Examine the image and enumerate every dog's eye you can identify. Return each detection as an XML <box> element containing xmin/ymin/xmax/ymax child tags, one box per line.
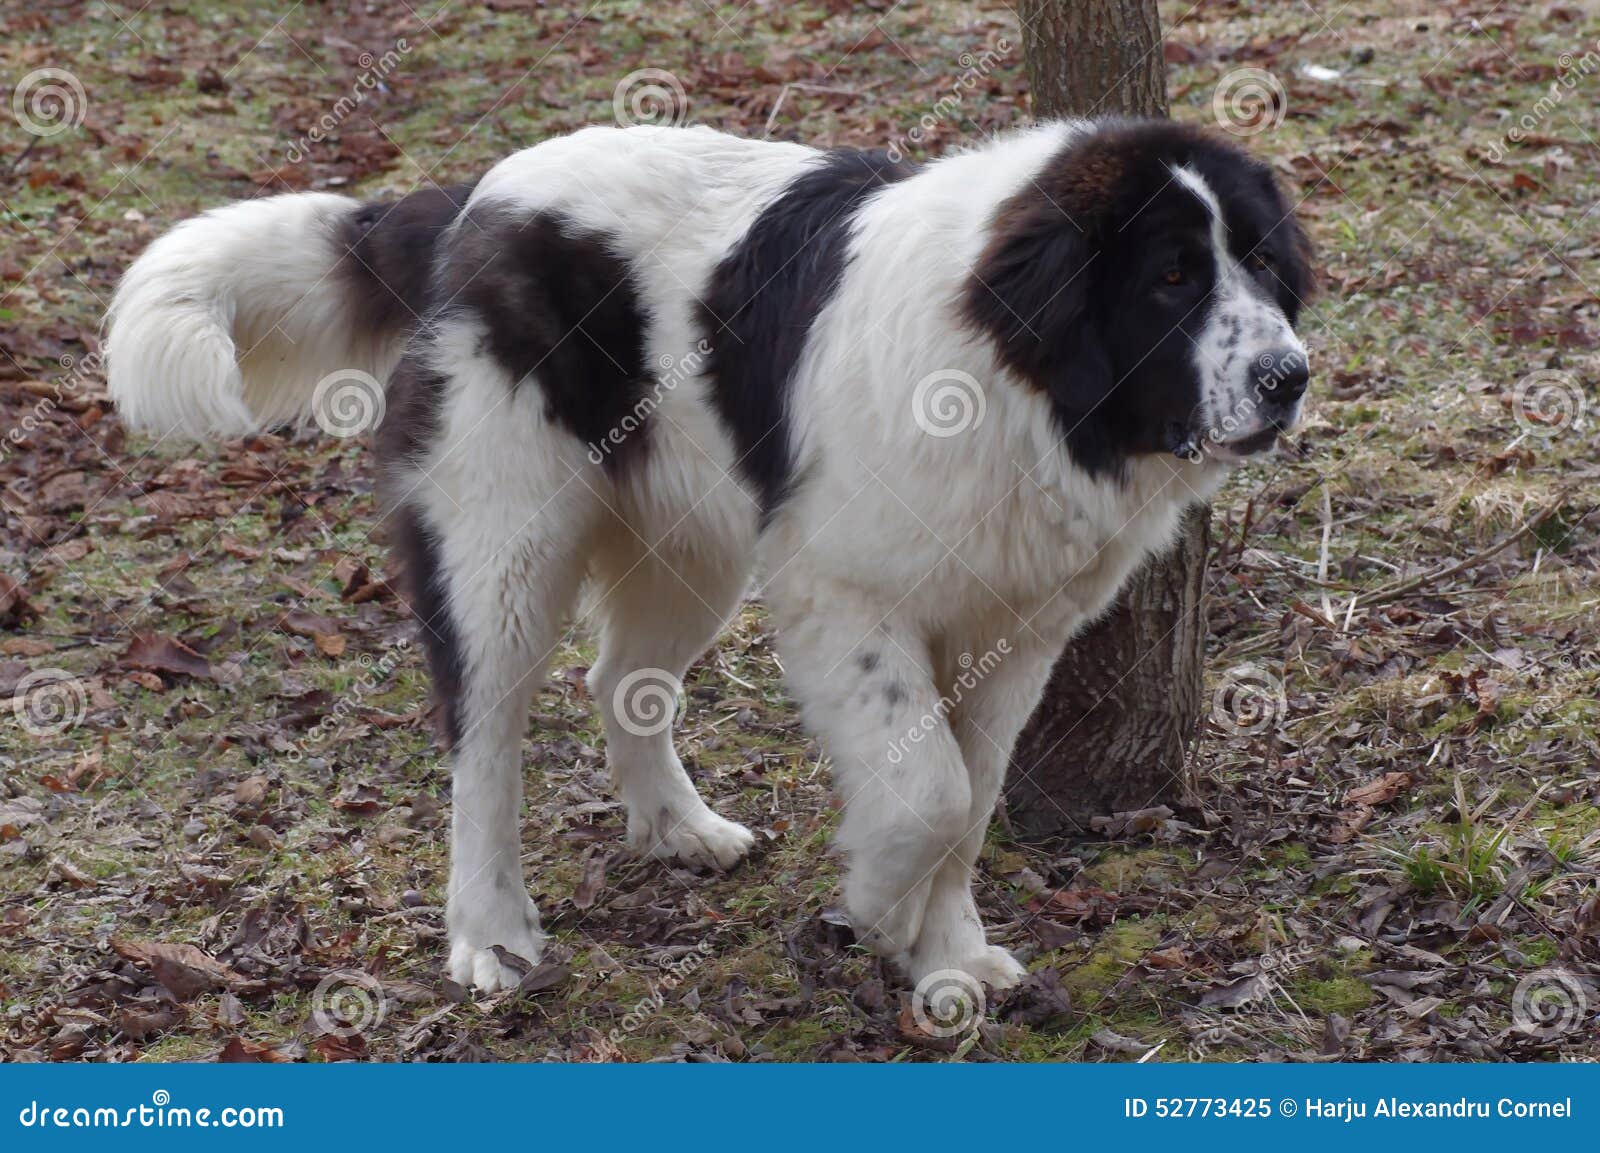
<box><xmin>1247</xmin><ymin>252</ymin><xmax>1274</xmax><ymax>273</ymax></box>
<box><xmin>1162</xmin><ymin>267</ymin><xmax>1186</xmax><ymax>287</ymax></box>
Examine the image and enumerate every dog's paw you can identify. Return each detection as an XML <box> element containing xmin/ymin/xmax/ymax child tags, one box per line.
<box><xmin>447</xmin><ymin>894</ymin><xmax>546</xmax><ymax>993</ymax></box>
<box><xmin>960</xmin><ymin>944</ymin><xmax>1028</xmax><ymax>992</ymax></box>
<box><xmin>910</xmin><ymin>944</ymin><xmax>1027</xmax><ymax>995</ymax></box>
<box><xmin>631</xmin><ymin>804</ymin><xmax>754</xmax><ymax>870</ymax></box>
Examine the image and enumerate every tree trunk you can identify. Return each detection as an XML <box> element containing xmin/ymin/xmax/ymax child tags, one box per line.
<box><xmin>1021</xmin><ymin>0</ymin><xmax>1167</xmax><ymax>119</ymax></box>
<box><xmin>1005</xmin><ymin>0</ymin><xmax>1209</xmax><ymax>839</ymax></box>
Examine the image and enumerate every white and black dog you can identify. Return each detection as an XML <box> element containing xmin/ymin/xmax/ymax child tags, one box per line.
<box><xmin>106</xmin><ymin>119</ymin><xmax>1310</xmax><ymax>995</ymax></box>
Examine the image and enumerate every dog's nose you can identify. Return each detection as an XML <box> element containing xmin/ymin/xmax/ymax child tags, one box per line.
<box><xmin>1257</xmin><ymin>348</ymin><xmax>1309</xmax><ymax>405</ymax></box>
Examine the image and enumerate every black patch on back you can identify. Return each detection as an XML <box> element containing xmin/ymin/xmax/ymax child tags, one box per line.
<box><xmin>392</xmin><ymin>501</ymin><xmax>465</xmax><ymax>749</ymax></box>
<box><xmin>336</xmin><ymin>181</ymin><xmax>477</xmax><ymax>338</ymax></box>
<box><xmin>438</xmin><ymin>206</ymin><xmax>653</xmax><ymax>473</ymax></box>
<box><xmin>696</xmin><ymin>150</ymin><xmax>917</xmax><ymax>517</ymax></box>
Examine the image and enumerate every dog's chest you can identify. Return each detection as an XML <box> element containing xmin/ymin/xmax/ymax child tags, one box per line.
<box><xmin>947</xmin><ymin>460</ymin><xmax>1203</xmax><ymax>628</ymax></box>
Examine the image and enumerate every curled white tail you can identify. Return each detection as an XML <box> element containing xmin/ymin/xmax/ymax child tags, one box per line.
<box><xmin>105</xmin><ymin>192</ymin><xmax>399</xmax><ymax>440</ymax></box>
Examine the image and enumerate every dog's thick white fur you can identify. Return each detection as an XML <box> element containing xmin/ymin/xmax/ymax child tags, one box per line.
<box><xmin>107</xmin><ymin>122</ymin><xmax>1307</xmax><ymax>995</ymax></box>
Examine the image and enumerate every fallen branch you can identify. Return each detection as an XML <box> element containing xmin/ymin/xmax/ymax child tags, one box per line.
<box><xmin>1361</xmin><ymin>490</ymin><xmax>1580</xmax><ymax>608</ymax></box>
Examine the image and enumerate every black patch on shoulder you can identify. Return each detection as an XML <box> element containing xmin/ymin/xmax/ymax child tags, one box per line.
<box><xmin>393</xmin><ymin>502</ymin><xmax>465</xmax><ymax>749</ymax></box>
<box><xmin>696</xmin><ymin>150</ymin><xmax>917</xmax><ymax>517</ymax></box>
<box><xmin>438</xmin><ymin>205</ymin><xmax>654</xmax><ymax>473</ymax></box>
<box><xmin>336</xmin><ymin>182</ymin><xmax>477</xmax><ymax>339</ymax></box>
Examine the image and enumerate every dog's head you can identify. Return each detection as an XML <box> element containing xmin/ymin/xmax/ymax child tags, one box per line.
<box><xmin>966</xmin><ymin>119</ymin><xmax>1312</xmax><ymax>475</ymax></box>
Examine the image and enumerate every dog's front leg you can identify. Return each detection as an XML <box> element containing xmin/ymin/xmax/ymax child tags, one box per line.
<box><xmin>901</xmin><ymin>631</ymin><xmax>1061</xmax><ymax>992</ymax></box>
<box><xmin>776</xmin><ymin>601</ymin><xmax>972</xmax><ymax>966</ymax></box>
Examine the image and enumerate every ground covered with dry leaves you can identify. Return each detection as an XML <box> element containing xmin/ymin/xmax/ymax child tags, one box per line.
<box><xmin>2</xmin><ymin>0</ymin><xmax>1598</xmax><ymax>1062</ymax></box>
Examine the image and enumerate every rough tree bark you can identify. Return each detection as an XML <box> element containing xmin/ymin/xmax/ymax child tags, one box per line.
<box><xmin>1020</xmin><ymin>0</ymin><xmax>1166</xmax><ymax>120</ymax></box>
<box><xmin>1004</xmin><ymin>0</ymin><xmax>1210</xmax><ymax>839</ymax></box>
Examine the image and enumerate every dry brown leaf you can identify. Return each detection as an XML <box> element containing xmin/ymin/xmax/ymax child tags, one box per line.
<box><xmin>571</xmin><ymin>848</ymin><xmax>610</xmax><ymax>910</ymax></box>
<box><xmin>1199</xmin><ymin>973</ymin><xmax>1270</xmax><ymax>1010</ymax></box>
<box><xmin>112</xmin><ymin>937</ymin><xmax>245</xmax><ymax>1001</ymax></box>
<box><xmin>1346</xmin><ymin>771</ymin><xmax>1413</xmax><ymax>808</ymax></box>
<box><xmin>119</xmin><ymin>633</ymin><xmax>214</xmax><ymax>681</ymax></box>
<box><xmin>0</xmin><ymin>573</ymin><xmax>37</xmax><ymax>628</ymax></box>
<box><xmin>1328</xmin><ymin>807</ymin><xmax>1375</xmax><ymax>845</ymax></box>
<box><xmin>2</xmin><ymin>636</ymin><xmax>55</xmax><ymax>657</ymax></box>
<box><xmin>277</xmin><ymin>610</ymin><xmax>341</xmax><ymax>638</ymax></box>
<box><xmin>1144</xmin><ymin>946</ymin><xmax>1191</xmax><ymax>970</ymax></box>
<box><xmin>217</xmin><ymin>1036</ymin><xmax>297</xmax><ymax>1063</ymax></box>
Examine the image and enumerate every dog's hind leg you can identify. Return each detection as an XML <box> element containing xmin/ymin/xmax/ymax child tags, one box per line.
<box><xmin>587</xmin><ymin>518</ymin><xmax>755</xmax><ymax>870</ymax></box>
<box><xmin>391</xmin><ymin>360</ymin><xmax>603</xmax><ymax>993</ymax></box>
<box><xmin>770</xmin><ymin>588</ymin><xmax>972</xmax><ymax>965</ymax></box>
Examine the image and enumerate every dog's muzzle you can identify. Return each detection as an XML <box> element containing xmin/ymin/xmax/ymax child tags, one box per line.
<box><xmin>1176</xmin><ymin>345</ymin><xmax>1311</xmax><ymax>462</ymax></box>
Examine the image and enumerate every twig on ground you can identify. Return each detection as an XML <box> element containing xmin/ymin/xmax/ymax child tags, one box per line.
<box><xmin>3</xmin><ymin>135</ymin><xmax>40</xmax><ymax>179</ymax></box>
<box><xmin>762</xmin><ymin>81</ymin><xmax>885</xmax><ymax>136</ymax></box>
<box><xmin>1361</xmin><ymin>491</ymin><xmax>1580</xmax><ymax>608</ymax></box>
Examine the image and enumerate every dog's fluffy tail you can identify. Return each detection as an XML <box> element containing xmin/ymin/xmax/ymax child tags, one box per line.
<box><xmin>106</xmin><ymin>183</ymin><xmax>475</xmax><ymax>440</ymax></box>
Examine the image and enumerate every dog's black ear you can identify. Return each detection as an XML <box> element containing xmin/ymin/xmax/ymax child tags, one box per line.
<box><xmin>1265</xmin><ymin>177</ymin><xmax>1315</xmax><ymax>322</ymax></box>
<box><xmin>964</xmin><ymin>207</ymin><xmax>1119</xmax><ymax>471</ymax></box>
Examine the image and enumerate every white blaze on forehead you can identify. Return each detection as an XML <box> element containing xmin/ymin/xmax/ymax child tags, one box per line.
<box><xmin>1170</xmin><ymin>164</ymin><xmax>1225</xmax><ymax>233</ymax></box>
<box><xmin>1171</xmin><ymin>163</ymin><xmax>1244</xmax><ymax>279</ymax></box>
